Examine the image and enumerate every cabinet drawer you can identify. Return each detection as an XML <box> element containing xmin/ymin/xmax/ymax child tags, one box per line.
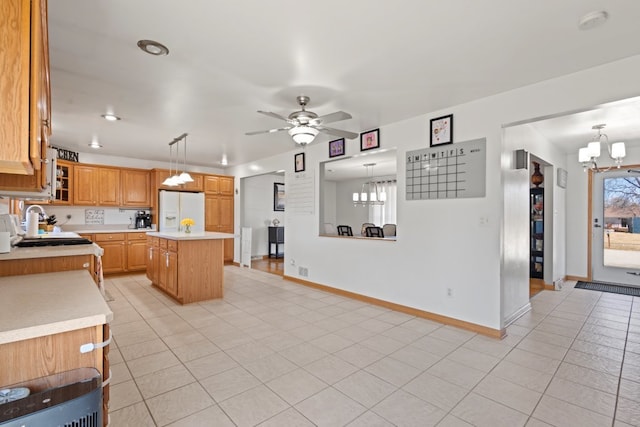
<box><xmin>167</xmin><ymin>240</ymin><xmax>178</xmax><ymax>251</ymax></box>
<box><xmin>128</xmin><ymin>232</ymin><xmax>148</xmax><ymax>241</ymax></box>
<box><xmin>148</xmin><ymin>236</ymin><xmax>159</xmax><ymax>247</ymax></box>
<box><xmin>159</xmin><ymin>238</ymin><xmax>168</xmax><ymax>249</ymax></box>
<box><xmin>94</xmin><ymin>233</ymin><xmax>125</xmax><ymax>242</ymax></box>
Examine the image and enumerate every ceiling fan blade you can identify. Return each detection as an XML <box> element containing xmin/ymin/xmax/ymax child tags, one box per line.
<box><xmin>245</xmin><ymin>126</ymin><xmax>292</xmax><ymax>136</ymax></box>
<box><xmin>310</xmin><ymin>111</ymin><xmax>352</xmax><ymax>125</ymax></box>
<box><xmin>315</xmin><ymin>126</ymin><xmax>359</xmax><ymax>140</ymax></box>
<box><xmin>257</xmin><ymin>110</ymin><xmax>290</xmax><ymax>122</ymax></box>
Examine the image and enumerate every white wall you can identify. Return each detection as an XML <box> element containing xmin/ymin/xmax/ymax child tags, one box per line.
<box><xmin>228</xmin><ymin>54</ymin><xmax>640</xmax><ymax>331</ymax></box>
<box><xmin>241</xmin><ymin>173</ymin><xmax>284</xmax><ymax>257</ymax></box>
<box><xmin>75</xmin><ymin>151</ymin><xmax>224</xmax><ymax>174</ymax></box>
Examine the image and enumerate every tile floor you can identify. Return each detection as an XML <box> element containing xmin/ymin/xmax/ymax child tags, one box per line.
<box><xmin>105</xmin><ymin>268</ymin><xmax>640</xmax><ymax>426</ymax></box>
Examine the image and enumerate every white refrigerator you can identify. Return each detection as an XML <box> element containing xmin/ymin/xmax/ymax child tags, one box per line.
<box><xmin>159</xmin><ymin>190</ymin><xmax>205</xmax><ymax>232</ymax></box>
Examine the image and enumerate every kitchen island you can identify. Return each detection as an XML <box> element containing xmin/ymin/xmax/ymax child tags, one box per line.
<box><xmin>0</xmin><ymin>241</ymin><xmax>103</xmax><ymax>277</ymax></box>
<box><xmin>146</xmin><ymin>231</ymin><xmax>235</xmax><ymax>304</ymax></box>
<box><xmin>0</xmin><ymin>270</ymin><xmax>113</xmax><ymax>425</ymax></box>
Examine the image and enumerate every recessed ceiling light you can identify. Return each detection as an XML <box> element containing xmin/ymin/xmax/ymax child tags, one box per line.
<box><xmin>137</xmin><ymin>39</ymin><xmax>170</xmax><ymax>56</ymax></box>
<box><xmin>578</xmin><ymin>11</ymin><xmax>609</xmax><ymax>30</ymax></box>
<box><xmin>101</xmin><ymin>113</ymin><xmax>121</xmax><ymax>121</ymax></box>
<box><xmin>88</xmin><ymin>140</ymin><xmax>102</xmax><ymax>149</ymax></box>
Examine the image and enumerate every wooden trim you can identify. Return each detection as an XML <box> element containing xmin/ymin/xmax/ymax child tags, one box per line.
<box><xmin>283</xmin><ymin>275</ymin><xmax>505</xmax><ymax>339</ymax></box>
<box><xmin>587</xmin><ymin>169</ymin><xmax>593</xmax><ymax>281</ymax></box>
<box><xmin>566</xmin><ymin>275</ymin><xmax>589</xmax><ymax>282</ymax></box>
<box><xmin>544</xmin><ymin>284</ymin><xmax>555</xmax><ymax>291</ymax></box>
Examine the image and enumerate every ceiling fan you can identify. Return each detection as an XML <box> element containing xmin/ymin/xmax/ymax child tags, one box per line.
<box><xmin>246</xmin><ymin>95</ymin><xmax>358</xmax><ymax>145</ymax></box>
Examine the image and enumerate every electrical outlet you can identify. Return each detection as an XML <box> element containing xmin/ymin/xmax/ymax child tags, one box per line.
<box><xmin>66</xmin><ymin>214</ymin><xmax>72</xmax><ymax>220</ymax></box>
<box><xmin>290</xmin><ymin>259</ymin><xmax>296</xmax><ymax>266</ymax></box>
<box><xmin>298</xmin><ymin>267</ymin><xmax>308</xmax><ymax>277</ymax></box>
<box><xmin>447</xmin><ymin>288</ymin><xmax>453</xmax><ymax>297</ymax></box>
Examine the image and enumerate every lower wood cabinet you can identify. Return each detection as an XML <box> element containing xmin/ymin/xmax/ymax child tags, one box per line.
<box><xmin>126</xmin><ymin>232</ymin><xmax>148</xmax><ymax>271</ymax></box>
<box><xmin>93</xmin><ymin>232</ymin><xmax>148</xmax><ymax>274</ymax></box>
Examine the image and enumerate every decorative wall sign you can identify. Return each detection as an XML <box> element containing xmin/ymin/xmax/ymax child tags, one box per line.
<box><xmin>430</xmin><ymin>114</ymin><xmax>453</xmax><ymax>147</ymax></box>
<box><xmin>406</xmin><ymin>138</ymin><xmax>486</xmax><ymax>200</ymax></box>
<box><xmin>329</xmin><ymin>138</ymin><xmax>345</xmax><ymax>158</ymax></box>
<box><xmin>52</xmin><ymin>146</ymin><xmax>79</xmax><ymax>162</ymax></box>
<box><xmin>274</xmin><ymin>182</ymin><xmax>285</xmax><ymax>211</ymax></box>
<box><xmin>85</xmin><ymin>209</ymin><xmax>105</xmax><ymax>224</ymax></box>
<box><xmin>295</xmin><ymin>152</ymin><xmax>305</xmax><ymax>172</ymax></box>
<box><xmin>360</xmin><ymin>129</ymin><xmax>380</xmax><ymax>151</ymax></box>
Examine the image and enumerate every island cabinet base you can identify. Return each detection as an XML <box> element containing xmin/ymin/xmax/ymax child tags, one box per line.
<box><xmin>148</xmin><ymin>236</ymin><xmax>224</xmax><ymax>304</ymax></box>
<box><xmin>0</xmin><ymin>254</ymin><xmax>92</xmax><ymax>277</ymax></box>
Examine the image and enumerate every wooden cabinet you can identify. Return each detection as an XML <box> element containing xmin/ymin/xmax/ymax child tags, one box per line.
<box><xmin>0</xmin><ymin>0</ymin><xmax>50</xmax><ymax>176</ymax></box>
<box><xmin>204</xmin><ymin>175</ymin><xmax>233</xmax><ymax>196</ymax></box>
<box><xmin>73</xmin><ymin>165</ymin><xmax>121</xmax><ymax>206</ymax></box>
<box><xmin>147</xmin><ymin>236</ymin><xmax>224</xmax><ymax>304</ymax></box>
<box><xmin>181</xmin><ymin>173</ymin><xmax>203</xmax><ymax>192</ymax></box>
<box><xmin>127</xmin><ymin>232</ymin><xmax>148</xmax><ymax>271</ymax></box>
<box><xmin>121</xmin><ymin>169</ymin><xmax>151</xmax><ymax>207</ymax></box>
<box><xmin>54</xmin><ymin>160</ymin><xmax>73</xmax><ymax>204</ymax></box>
<box><xmin>94</xmin><ymin>233</ymin><xmax>126</xmax><ymax>274</ymax></box>
<box><xmin>205</xmin><ymin>193</ymin><xmax>234</xmax><ymax>262</ymax></box>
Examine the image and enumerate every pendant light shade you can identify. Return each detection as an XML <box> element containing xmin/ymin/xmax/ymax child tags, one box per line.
<box><xmin>578</xmin><ymin>124</ymin><xmax>626</xmax><ymax>172</ymax></box>
<box><xmin>352</xmin><ymin>163</ymin><xmax>385</xmax><ymax>206</ymax></box>
<box><xmin>164</xmin><ymin>133</ymin><xmax>192</xmax><ymax>185</ymax></box>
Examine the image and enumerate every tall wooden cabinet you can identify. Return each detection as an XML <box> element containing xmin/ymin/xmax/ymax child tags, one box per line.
<box><xmin>204</xmin><ymin>176</ymin><xmax>234</xmax><ymax>262</ymax></box>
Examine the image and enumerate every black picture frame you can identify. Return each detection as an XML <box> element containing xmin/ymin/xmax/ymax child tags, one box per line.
<box><xmin>294</xmin><ymin>152</ymin><xmax>305</xmax><ymax>172</ymax></box>
<box><xmin>273</xmin><ymin>182</ymin><xmax>285</xmax><ymax>211</ymax></box>
<box><xmin>360</xmin><ymin>129</ymin><xmax>380</xmax><ymax>151</ymax></box>
<box><xmin>329</xmin><ymin>138</ymin><xmax>345</xmax><ymax>158</ymax></box>
<box><xmin>430</xmin><ymin>114</ymin><xmax>453</xmax><ymax>147</ymax></box>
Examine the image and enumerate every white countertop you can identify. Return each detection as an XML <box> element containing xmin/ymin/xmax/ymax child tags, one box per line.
<box><xmin>147</xmin><ymin>231</ymin><xmax>236</xmax><ymax>240</ymax></box>
<box><xmin>0</xmin><ymin>243</ymin><xmax>103</xmax><ymax>261</ymax></box>
<box><xmin>0</xmin><ymin>270</ymin><xmax>113</xmax><ymax>345</ymax></box>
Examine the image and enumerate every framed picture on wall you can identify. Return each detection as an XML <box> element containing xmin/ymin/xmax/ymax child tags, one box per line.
<box><xmin>273</xmin><ymin>182</ymin><xmax>285</xmax><ymax>211</ymax></box>
<box><xmin>295</xmin><ymin>152</ymin><xmax>305</xmax><ymax>172</ymax></box>
<box><xmin>430</xmin><ymin>114</ymin><xmax>453</xmax><ymax>147</ymax></box>
<box><xmin>329</xmin><ymin>138</ymin><xmax>345</xmax><ymax>158</ymax></box>
<box><xmin>360</xmin><ymin>129</ymin><xmax>380</xmax><ymax>151</ymax></box>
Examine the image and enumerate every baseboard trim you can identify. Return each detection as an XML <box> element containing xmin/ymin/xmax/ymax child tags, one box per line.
<box><xmin>504</xmin><ymin>302</ymin><xmax>532</xmax><ymax>327</ymax></box>
<box><xmin>283</xmin><ymin>275</ymin><xmax>505</xmax><ymax>339</ymax></box>
<box><xmin>566</xmin><ymin>275</ymin><xmax>589</xmax><ymax>282</ymax></box>
<box><xmin>544</xmin><ymin>284</ymin><xmax>555</xmax><ymax>291</ymax></box>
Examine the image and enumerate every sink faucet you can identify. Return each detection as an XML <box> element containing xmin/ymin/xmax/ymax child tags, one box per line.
<box><xmin>25</xmin><ymin>205</ymin><xmax>47</xmax><ymax>221</ymax></box>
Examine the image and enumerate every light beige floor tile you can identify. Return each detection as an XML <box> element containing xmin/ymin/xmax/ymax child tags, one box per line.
<box><xmin>219</xmin><ymin>384</ymin><xmax>290</xmax><ymax>427</ymax></box>
<box><xmin>624</xmin><ymin>350</ymin><xmax>640</xmax><ymax>367</ymax></box>
<box><xmin>136</xmin><ymin>364</ymin><xmax>196</xmax><ymax>399</ymax></box>
<box><xmin>462</xmin><ymin>335</ymin><xmax>513</xmax><ymax>358</ymax></box>
<box><xmin>310</xmin><ymin>332</ymin><xmax>354</xmax><ymax>353</ymax></box>
<box><xmin>335</xmin><ymin>343</ymin><xmax>385</xmax><ymax>368</ymax></box>
<box><xmin>244</xmin><ymin>352</ymin><xmax>298</xmax><ymax>382</ymax></box>
<box><xmin>108</xmin><ymin>401</ymin><xmax>156</xmax><ymax>427</ymax></box>
<box><xmin>266</xmin><ymin>368</ymin><xmax>327</xmax><ymax>405</ymax></box>
<box><xmin>109</xmin><ymin>379</ymin><xmax>143</xmax><ymax>411</ymax></box>
<box><xmin>503</xmin><ymin>348</ymin><xmax>561</xmax><ymax>375</ymax></box>
<box><xmin>426</xmin><ymin>359</ymin><xmax>485</xmax><ymax>389</ymax></box>
<box><xmin>619</xmin><ymin>378</ymin><xmax>640</xmax><ymax>403</ymax></box>
<box><xmin>376</xmin><ymin>310</ymin><xmax>415</xmax><ymax>326</ymax></box>
<box><xmin>290</xmin><ymin>324</ymin><xmax>332</xmax><ymax>341</ymax></box>
<box><xmin>411</xmin><ymin>335</ymin><xmax>459</xmax><ymax>357</ymax></box>
<box><xmin>161</xmin><ymin>330</ymin><xmax>207</xmax><ymax>348</ymax></box>
<box><xmin>545</xmin><ymin>377</ymin><xmax>616</xmax><ymax>417</ymax></box>
<box><xmin>389</xmin><ymin>345</ymin><xmax>441</xmax><ymax>370</ymax></box>
<box><xmin>524</xmin><ymin>419</ymin><xmax>554</xmax><ymax>427</ymax></box>
<box><xmin>279</xmin><ymin>342</ymin><xmax>329</xmax><ymax>366</ymax></box>
<box><xmin>200</xmin><ymin>366</ymin><xmax>261</xmax><ymax>403</ymax></box>
<box><xmin>167</xmin><ymin>404</ymin><xmax>235</xmax><ymax>426</ymax></box>
<box><xmin>516</xmin><ymin>337</ymin><xmax>569</xmax><ymax>360</ymax></box>
<box><xmin>110</xmin><ymin>361</ymin><xmax>132</xmax><ymax>385</ymax></box>
<box><xmin>346</xmin><ymin>410</ymin><xmax>395</xmax><ymax>426</ymax></box>
<box><xmin>616</xmin><ymin>397</ymin><xmax>640</xmax><ymax>426</ymax></box>
<box><xmin>225</xmin><ymin>340</ymin><xmax>275</xmax><ymax>364</ymax></box>
<box><xmin>146</xmin><ymin>382</ymin><xmax>214</xmax><ymax>426</ymax></box>
<box><xmin>473</xmin><ymin>374</ymin><xmax>542</xmax><ymax>415</ymax></box>
<box><xmin>304</xmin><ymin>354</ymin><xmax>359</xmax><ymax>384</ymax></box>
<box><xmin>532</xmin><ymin>394</ymin><xmax>612</xmax><ymax>427</ymax></box>
<box><xmin>380</xmin><ymin>325</ymin><xmax>426</xmax><ymax>344</ymax></box>
<box><xmin>119</xmin><ymin>337</ymin><xmax>169</xmax><ymax>361</ymax></box>
<box><xmin>571</xmin><ymin>339</ymin><xmax>625</xmax><ymax>362</ymax></box>
<box><xmin>365</xmin><ymin>356</ymin><xmax>421</xmax><ymax>387</ymax></box>
<box><xmin>564</xmin><ymin>349</ymin><xmax>622</xmax><ymax>376</ymax></box>
<box><xmin>126</xmin><ymin>349</ymin><xmax>181</xmax><ymax>378</ymax></box>
<box><xmin>295</xmin><ymin>387</ymin><xmax>367</xmax><ymax>426</ymax></box>
<box><xmin>428</xmin><ymin>326</ymin><xmax>476</xmax><ymax>345</ymax></box>
<box><xmin>171</xmin><ymin>339</ymin><xmax>220</xmax><ymax>363</ymax></box>
<box><xmin>621</xmin><ymin>361</ymin><xmax>640</xmax><ymax>382</ymax></box>
<box><xmin>258</xmin><ymin>331</ymin><xmax>304</xmax><ymax>351</ymax></box>
<box><xmin>184</xmin><ymin>351</ymin><xmax>238</xmax><ymax>380</ymax></box>
<box><xmin>372</xmin><ymin>389</ymin><xmax>446</xmax><ymax>427</ymax></box>
<box><xmin>359</xmin><ymin>334</ymin><xmax>406</xmax><ymax>355</ymax></box>
<box><xmin>258</xmin><ymin>407</ymin><xmax>315</xmax><ymax>426</ymax></box>
<box><xmin>334</xmin><ymin>324</ymin><xmax>378</xmax><ymax>342</ymax></box>
<box><xmin>555</xmin><ymin>362</ymin><xmax>619</xmax><ymax>394</ymax></box>
<box><xmin>400</xmin><ymin>317</ymin><xmax>443</xmax><ymax>334</ymax></box>
<box><xmin>447</xmin><ymin>346</ymin><xmax>500</xmax><ymax>372</ymax></box>
<box><xmin>452</xmin><ymin>392</ymin><xmax>528</xmax><ymax>427</ymax></box>
<box><xmin>403</xmin><ymin>371</ymin><xmax>467</xmax><ymax>411</ymax></box>
<box><xmin>491</xmin><ymin>360</ymin><xmax>553</xmax><ymax>393</ymax></box>
<box><xmin>334</xmin><ymin>370</ymin><xmax>397</xmax><ymax>408</ymax></box>
<box><xmin>210</xmin><ymin>330</ymin><xmax>255</xmax><ymax>350</ymax></box>
<box><xmin>577</xmin><ymin>330</ymin><xmax>627</xmax><ymax>349</ymax></box>
<box><xmin>113</xmin><ymin>325</ymin><xmax>159</xmax><ymax>347</ymax></box>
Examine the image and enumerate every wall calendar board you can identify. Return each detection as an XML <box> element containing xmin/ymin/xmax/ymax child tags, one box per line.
<box><xmin>406</xmin><ymin>138</ymin><xmax>486</xmax><ymax>200</ymax></box>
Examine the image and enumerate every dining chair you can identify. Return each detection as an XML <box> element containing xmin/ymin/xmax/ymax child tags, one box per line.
<box><xmin>365</xmin><ymin>226</ymin><xmax>384</xmax><ymax>237</ymax></box>
<box><xmin>337</xmin><ymin>225</ymin><xmax>353</xmax><ymax>236</ymax></box>
<box><xmin>324</xmin><ymin>223</ymin><xmax>337</xmax><ymax>235</ymax></box>
<box><xmin>382</xmin><ymin>223</ymin><xmax>396</xmax><ymax>236</ymax></box>
<box><xmin>361</xmin><ymin>222</ymin><xmax>375</xmax><ymax>236</ymax></box>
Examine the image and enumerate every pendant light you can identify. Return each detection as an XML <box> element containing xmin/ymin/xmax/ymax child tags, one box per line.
<box><xmin>162</xmin><ymin>143</ymin><xmax>180</xmax><ymax>186</ymax></box>
<box><xmin>178</xmin><ymin>134</ymin><xmax>194</xmax><ymax>183</ymax></box>
<box><xmin>352</xmin><ymin>163</ymin><xmax>386</xmax><ymax>206</ymax></box>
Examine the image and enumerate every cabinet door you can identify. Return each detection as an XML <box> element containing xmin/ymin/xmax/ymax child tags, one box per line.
<box><xmin>54</xmin><ymin>161</ymin><xmax>72</xmax><ymax>204</ymax></box>
<box><xmin>73</xmin><ymin>165</ymin><xmax>97</xmax><ymax>205</ymax></box>
<box><xmin>99</xmin><ymin>241</ymin><xmax>126</xmax><ymax>274</ymax></box>
<box><xmin>98</xmin><ymin>167</ymin><xmax>120</xmax><ymax>206</ymax></box>
<box><xmin>221</xmin><ymin>226</ymin><xmax>234</xmax><ymax>262</ymax></box>
<box><xmin>127</xmin><ymin>240</ymin><xmax>147</xmax><ymax>271</ymax></box>
<box><xmin>204</xmin><ymin>175</ymin><xmax>219</xmax><ymax>194</ymax></box>
<box><xmin>205</xmin><ymin>195</ymin><xmax>220</xmax><ymax>231</ymax></box>
<box><xmin>165</xmin><ymin>250</ymin><xmax>179</xmax><ymax>297</ymax></box>
<box><xmin>219</xmin><ymin>195</ymin><xmax>234</xmax><ymax>229</ymax></box>
<box><xmin>146</xmin><ymin>244</ymin><xmax>156</xmax><ymax>283</ymax></box>
<box><xmin>181</xmin><ymin>173</ymin><xmax>203</xmax><ymax>192</ymax></box>
<box><xmin>219</xmin><ymin>176</ymin><xmax>234</xmax><ymax>196</ymax></box>
<box><xmin>121</xmin><ymin>169</ymin><xmax>150</xmax><ymax>207</ymax></box>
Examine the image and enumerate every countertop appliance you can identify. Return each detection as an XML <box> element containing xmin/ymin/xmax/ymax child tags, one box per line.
<box><xmin>135</xmin><ymin>211</ymin><xmax>151</xmax><ymax>229</ymax></box>
<box><xmin>158</xmin><ymin>190</ymin><xmax>205</xmax><ymax>232</ymax></box>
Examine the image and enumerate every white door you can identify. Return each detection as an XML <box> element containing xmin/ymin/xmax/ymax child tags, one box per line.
<box><xmin>592</xmin><ymin>168</ymin><xmax>640</xmax><ymax>286</ymax></box>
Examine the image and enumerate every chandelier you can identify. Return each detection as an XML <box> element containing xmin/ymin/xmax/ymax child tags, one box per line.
<box><xmin>162</xmin><ymin>133</ymin><xmax>194</xmax><ymax>186</ymax></box>
<box><xmin>352</xmin><ymin>163</ymin><xmax>386</xmax><ymax>206</ymax></box>
<box><xmin>578</xmin><ymin>124</ymin><xmax>626</xmax><ymax>172</ymax></box>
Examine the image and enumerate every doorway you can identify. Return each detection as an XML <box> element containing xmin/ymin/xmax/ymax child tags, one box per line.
<box><xmin>590</xmin><ymin>166</ymin><xmax>640</xmax><ymax>286</ymax></box>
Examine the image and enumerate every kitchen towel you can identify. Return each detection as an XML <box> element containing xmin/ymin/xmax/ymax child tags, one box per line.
<box><xmin>26</xmin><ymin>212</ymin><xmax>39</xmax><ymax>237</ymax></box>
<box><xmin>0</xmin><ymin>232</ymin><xmax>10</xmax><ymax>253</ymax></box>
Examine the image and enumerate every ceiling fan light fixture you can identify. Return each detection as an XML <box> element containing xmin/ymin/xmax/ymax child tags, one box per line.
<box><xmin>289</xmin><ymin>126</ymin><xmax>319</xmax><ymax>145</ymax></box>
<box><xmin>137</xmin><ymin>39</ymin><xmax>169</xmax><ymax>56</ymax></box>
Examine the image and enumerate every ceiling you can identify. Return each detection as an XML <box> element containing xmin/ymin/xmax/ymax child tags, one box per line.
<box><xmin>47</xmin><ymin>1</ymin><xmax>640</xmax><ymax>170</ymax></box>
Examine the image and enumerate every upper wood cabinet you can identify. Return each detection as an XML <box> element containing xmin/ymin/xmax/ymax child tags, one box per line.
<box><xmin>0</xmin><ymin>0</ymin><xmax>50</xmax><ymax>175</ymax></box>
<box><xmin>73</xmin><ymin>165</ymin><xmax>120</xmax><ymax>206</ymax></box>
<box><xmin>204</xmin><ymin>175</ymin><xmax>233</xmax><ymax>195</ymax></box>
<box><xmin>121</xmin><ymin>169</ymin><xmax>151</xmax><ymax>207</ymax></box>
